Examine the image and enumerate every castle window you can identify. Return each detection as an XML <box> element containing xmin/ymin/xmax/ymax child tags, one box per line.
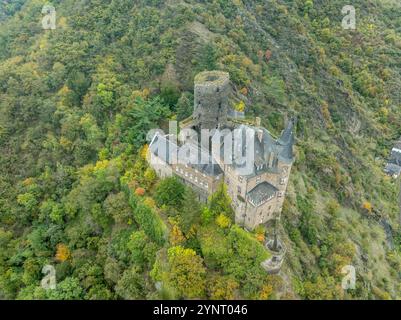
<box><xmin>280</xmin><ymin>178</ymin><xmax>285</xmax><ymax>185</ymax></box>
<box><xmin>256</xmin><ymin>176</ymin><xmax>261</xmax><ymax>183</ymax></box>
<box><xmin>205</xmin><ymin>183</ymin><xmax>209</xmax><ymax>189</ymax></box>
<box><xmin>238</xmin><ymin>176</ymin><xmax>243</xmax><ymax>183</ymax></box>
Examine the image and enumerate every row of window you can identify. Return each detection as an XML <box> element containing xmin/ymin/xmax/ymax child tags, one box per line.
<box><xmin>234</xmin><ymin>174</ymin><xmax>287</xmax><ymax>186</ymax></box>
<box><xmin>175</xmin><ymin>167</ymin><xmax>209</xmax><ymax>189</ymax></box>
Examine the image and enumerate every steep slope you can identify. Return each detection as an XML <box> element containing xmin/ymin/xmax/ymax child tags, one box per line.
<box><xmin>0</xmin><ymin>0</ymin><xmax>400</xmax><ymax>299</ymax></box>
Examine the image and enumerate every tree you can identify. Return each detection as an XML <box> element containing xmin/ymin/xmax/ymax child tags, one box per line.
<box><xmin>303</xmin><ymin>276</ymin><xmax>342</xmax><ymax>300</ymax></box>
<box><xmin>47</xmin><ymin>277</ymin><xmax>84</xmax><ymax>300</ymax></box>
<box><xmin>127</xmin><ymin>230</ymin><xmax>148</xmax><ymax>267</ymax></box>
<box><xmin>160</xmin><ymin>81</ymin><xmax>180</xmax><ymax>107</ymax></box>
<box><xmin>115</xmin><ymin>266</ymin><xmax>146</xmax><ymax>300</ymax></box>
<box><xmin>215</xmin><ymin>214</ymin><xmax>231</xmax><ymax>229</ymax></box>
<box><xmin>131</xmin><ymin>202</ymin><xmax>166</xmax><ymax>246</ymax></box>
<box><xmin>55</xmin><ymin>244</ymin><xmax>71</xmax><ymax>262</ymax></box>
<box><xmin>123</xmin><ymin>97</ymin><xmax>171</xmax><ymax>148</ymax></box>
<box><xmin>155</xmin><ymin>177</ymin><xmax>186</xmax><ymax>209</ymax></box>
<box><xmin>104</xmin><ymin>257</ymin><xmax>122</xmax><ymax>285</ymax></box>
<box><xmin>198</xmin><ymin>43</ymin><xmax>218</xmax><ymax>71</ymax></box>
<box><xmin>179</xmin><ymin>189</ymin><xmax>201</xmax><ymax>233</ymax></box>
<box><xmin>103</xmin><ymin>192</ymin><xmax>133</xmax><ymax>225</ymax></box>
<box><xmin>208</xmin><ymin>275</ymin><xmax>239</xmax><ymax>300</ymax></box>
<box><xmin>208</xmin><ymin>183</ymin><xmax>234</xmax><ymax>219</ymax></box>
<box><xmin>170</xmin><ymin>222</ymin><xmax>186</xmax><ymax>246</ymax></box>
<box><xmin>166</xmin><ymin>246</ymin><xmax>206</xmax><ymax>299</ymax></box>
<box><xmin>143</xmin><ymin>167</ymin><xmax>157</xmax><ymax>189</ymax></box>
<box><xmin>176</xmin><ymin>92</ymin><xmax>193</xmax><ymax>121</ymax></box>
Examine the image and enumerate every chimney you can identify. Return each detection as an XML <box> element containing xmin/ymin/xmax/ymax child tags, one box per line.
<box><xmin>255</xmin><ymin>117</ymin><xmax>261</xmax><ymax>127</ymax></box>
<box><xmin>257</xmin><ymin>129</ymin><xmax>263</xmax><ymax>143</ymax></box>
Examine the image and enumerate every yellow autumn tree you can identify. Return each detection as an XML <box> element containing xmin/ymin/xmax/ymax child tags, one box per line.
<box><xmin>140</xmin><ymin>145</ymin><xmax>149</xmax><ymax>160</ymax></box>
<box><xmin>362</xmin><ymin>201</ymin><xmax>373</xmax><ymax>213</ymax></box>
<box><xmin>170</xmin><ymin>222</ymin><xmax>185</xmax><ymax>245</ymax></box>
<box><xmin>215</xmin><ymin>214</ymin><xmax>231</xmax><ymax>229</ymax></box>
<box><xmin>259</xmin><ymin>284</ymin><xmax>273</xmax><ymax>300</ymax></box>
<box><xmin>55</xmin><ymin>244</ymin><xmax>71</xmax><ymax>262</ymax></box>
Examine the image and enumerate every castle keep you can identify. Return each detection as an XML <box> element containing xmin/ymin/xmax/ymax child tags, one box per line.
<box><xmin>148</xmin><ymin>71</ymin><xmax>295</xmax><ymax>231</ymax></box>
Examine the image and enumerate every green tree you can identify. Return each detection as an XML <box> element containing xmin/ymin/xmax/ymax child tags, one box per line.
<box><xmin>166</xmin><ymin>246</ymin><xmax>206</xmax><ymax>299</ymax></box>
<box><xmin>115</xmin><ymin>266</ymin><xmax>146</xmax><ymax>300</ymax></box>
<box><xmin>47</xmin><ymin>277</ymin><xmax>84</xmax><ymax>300</ymax></box>
<box><xmin>155</xmin><ymin>177</ymin><xmax>186</xmax><ymax>209</ymax></box>
<box><xmin>208</xmin><ymin>183</ymin><xmax>234</xmax><ymax>219</ymax></box>
<box><xmin>176</xmin><ymin>92</ymin><xmax>193</xmax><ymax>121</ymax></box>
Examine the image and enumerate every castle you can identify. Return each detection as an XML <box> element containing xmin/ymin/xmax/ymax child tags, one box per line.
<box><xmin>148</xmin><ymin>71</ymin><xmax>295</xmax><ymax>231</ymax></box>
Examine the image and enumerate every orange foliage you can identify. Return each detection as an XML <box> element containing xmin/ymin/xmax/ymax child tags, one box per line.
<box><xmin>239</xmin><ymin>87</ymin><xmax>248</xmax><ymax>96</ymax></box>
<box><xmin>135</xmin><ymin>187</ymin><xmax>145</xmax><ymax>196</ymax></box>
<box><xmin>265</xmin><ymin>50</ymin><xmax>272</xmax><ymax>62</ymax></box>
<box><xmin>22</xmin><ymin>178</ymin><xmax>34</xmax><ymax>187</ymax></box>
<box><xmin>55</xmin><ymin>244</ymin><xmax>70</xmax><ymax>262</ymax></box>
<box><xmin>256</xmin><ymin>233</ymin><xmax>265</xmax><ymax>243</ymax></box>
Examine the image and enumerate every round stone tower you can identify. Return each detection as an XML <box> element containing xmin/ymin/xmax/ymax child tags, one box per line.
<box><xmin>193</xmin><ymin>71</ymin><xmax>230</xmax><ymax>131</ymax></box>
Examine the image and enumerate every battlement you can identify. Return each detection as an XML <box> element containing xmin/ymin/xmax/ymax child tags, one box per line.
<box><xmin>193</xmin><ymin>71</ymin><xmax>230</xmax><ymax>130</ymax></box>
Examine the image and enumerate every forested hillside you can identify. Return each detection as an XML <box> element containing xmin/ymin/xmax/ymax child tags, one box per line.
<box><xmin>0</xmin><ymin>0</ymin><xmax>400</xmax><ymax>299</ymax></box>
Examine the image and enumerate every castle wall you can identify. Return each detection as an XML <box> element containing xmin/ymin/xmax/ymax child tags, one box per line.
<box><xmin>243</xmin><ymin>199</ymin><xmax>276</xmax><ymax>230</ymax></box>
<box><xmin>147</xmin><ymin>153</ymin><xmax>173</xmax><ymax>179</ymax></box>
<box><xmin>171</xmin><ymin>163</ymin><xmax>222</xmax><ymax>200</ymax></box>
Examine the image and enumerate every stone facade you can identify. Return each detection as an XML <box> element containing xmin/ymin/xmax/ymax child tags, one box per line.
<box><xmin>193</xmin><ymin>71</ymin><xmax>230</xmax><ymax>131</ymax></box>
<box><xmin>148</xmin><ymin>71</ymin><xmax>295</xmax><ymax>231</ymax></box>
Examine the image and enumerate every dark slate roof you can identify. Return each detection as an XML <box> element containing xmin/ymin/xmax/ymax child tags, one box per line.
<box><xmin>219</xmin><ymin>119</ymin><xmax>295</xmax><ymax>176</ymax></box>
<box><xmin>149</xmin><ymin>133</ymin><xmax>178</xmax><ymax>163</ymax></box>
<box><xmin>247</xmin><ymin>182</ymin><xmax>278</xmax><ymax>207</ymax></box>
<box><xmin>278</xmin><ymin>119</ymin><xmax>294</xmax><ymax>145</ymax></box>
<box><xmin>279</xmin><ymin>132</ymin><xmax>294</xmax><ymax>161</ymax></box>
<box><xmin>389</xmin><ymin>148</ymin><xmax>401</xmax><ymax>166</ymax></box>
<box><xmin>277</xmin><ymin>118</ymin><xmax>295</xmax><ymax>163</ymax></box>
<box><xmin>149</xmin><ymin>133</ymin><xmax>222</xmax><ymax>177</ymax></box>
<box><xmin>384</xmin><ymin>163</ymin><xmax>401</xmax><ymax>176</ymax></box>
<box><xmin>184</xmin><ymin>141</ymin><xmax>223</xmax><ymax>176</ymax></box>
